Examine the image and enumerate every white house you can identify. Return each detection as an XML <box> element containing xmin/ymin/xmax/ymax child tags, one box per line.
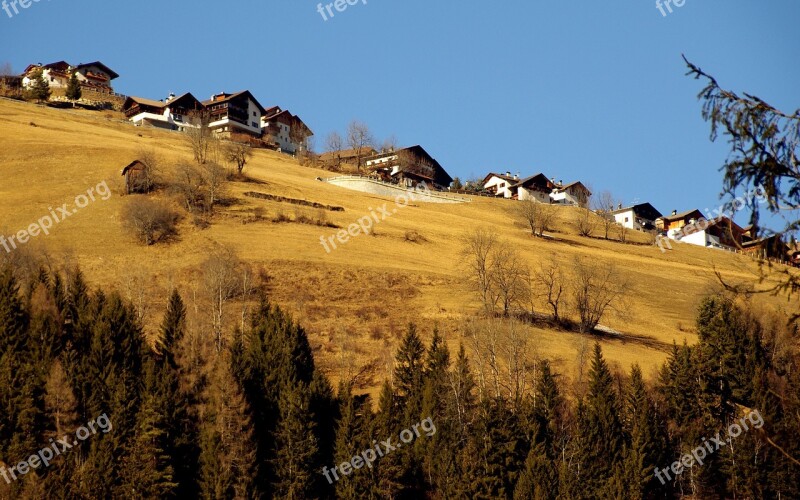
<box><xmin>550</xmin><ymin>181</ymin><xmax>591</xmax><ymax>208</ymax></box>
<box><xmin>514</xmin><ymin>173</ymin><xmax>556</xmax><ymax>203</ymax></box>
<box><xmin>122</xmin><ymin>93</ymin><xmax>203</xmax><ymax>132</ymax></box>
<box><xmin>482</xmin><ymin>172</ymin><xmax>519</xmax><ymax>198</ymax></box>
<box><xmin>261</xmin><ymin>106</ymin><xmax>313</xmax><ymax>154</ymax></box>
<box><xmin>202</xmin><ymin>90</ymin><xmax>266</xmax><ymax>138</ymax></box>
<box><xmin>22</xmin><ymin>61</ymin><xmax>71</xmax><ymax>89</ymax></box>
<box><xmin>22</xmin><ymin>60</ymin><xmax>119</xmax><ymax>92</ymax></box>
<box><xmin>611</xmin><ymin>202</ymin><xmax>662</xmax><ymax>231</ymax></box>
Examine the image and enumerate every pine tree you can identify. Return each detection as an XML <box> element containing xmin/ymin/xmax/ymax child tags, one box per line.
<box><xmin>333</xmin><ymin>381</ymin><xmax>376</xmax><ymax>498</ymax></box>
<box><xmin>273</xmin><ymin>382</ymin><xmax>319</xmax><ymax>499</ymax></box>
<box><xmin>393</xmin><ymin>323</ymin><xmax>426</xmax><ymax>418</ymax></box>
<box><xmin>26</xmin><ymin>68</ymin><xmax>51</xmax><ymax>103</ymax></box>
<box><xmin>65</xmin><ymin>71</ymin><xmax>82</xmax><ymax>103</ymax></box>
<box><xmin>577</xmin><ymin>344</ymin><xmax>623</xmax><ymax>494</ymax></box>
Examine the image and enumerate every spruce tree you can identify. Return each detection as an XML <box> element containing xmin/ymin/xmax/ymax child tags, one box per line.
<box><xmin>27</xmin><ymin>68</ymin><xmax>51</xmax><ymax>103</ymax></box>
<box><xmin>65</xmin><ymin>71</ymin><xmax>82</xmax><ymax>103</ymax></box>
<box><xmin>577</xmin><ymin>344</ymin><xmax>623</xmax><ymax>494</ymax></box>
<box><xmin>273</xmin><ymin>382</ymin><xmax>319</xmax><ymax>499</ymax></box>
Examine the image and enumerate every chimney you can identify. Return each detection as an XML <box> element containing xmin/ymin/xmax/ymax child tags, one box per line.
<box><xmin>506</xmin><ymin>171</ymin><xmax>511</xmax><ymax>177</ymax></box>
<box><xmin>166</xmin><ymin>92</ymin><xmax>176</xmax><ymax>103</ymax></box>
<box><xmin>514</xmin><ymin>172</ymin><xmax>520</xmax><ymax>180</ymax></box>
<box><xmin>672</xmin><ymin>210</ymin><xmax>677</xmax><ymax>216</ymax></box>
<box><xmin>617</xmin><ymin>203</ymin><xmax>622</xmax><ymax>210</ymax></box>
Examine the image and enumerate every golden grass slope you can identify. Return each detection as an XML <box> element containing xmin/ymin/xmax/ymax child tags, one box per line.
<box><xmin>1</xmin><ymin>98</ymin><xmax>796</xmax><ymax>392</ymax></box>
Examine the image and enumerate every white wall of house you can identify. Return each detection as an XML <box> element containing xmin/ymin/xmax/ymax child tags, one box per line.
<box><xmin>614</xmin><ymin>210</ymin><xmax>637</xmax><ymax>230</ymax></box>
<box><xmin>128</xmin><ymin>107</ymin><xmax>200</xmax><ymax>131</ymax></box>
<box><xmin>551</xmin><ymin>188</ymin><xmax>589</xmax><ymax>208</ymax></box>
<box><xmin>518</xmin><ymin>187</ymin><xmax>550</xmax><ymax>203</ymax></box>
<box><xmin>210</xmin><ymin>98</ymin><xmax>263</xmax><ymax>135</ymax></box>
<box><xmin>23</xmin><ymin>69</ymin><xmax>68</xmax><ymax>89</ymax></box>
<box><xmin>483</xmin><ymin>176</ymin><xmax>514</xmax><ymax>198</ymax></box>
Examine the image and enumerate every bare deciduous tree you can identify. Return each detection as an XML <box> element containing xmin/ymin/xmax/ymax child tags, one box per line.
<box><xmin>517</xmin><ymin>199</ymin><xmax>558</xmax><ymax>237</ymax></box>
<box><xmin>462</xmin><ymin>229</ymin><xmax>531</xmax><ymax>316</ymax></box>
<box><xmin>202</xmin><ymin>245</ymin><xmax>246</xmax><ymax>353</ymax></box>
<box><xmin>534</xmin><ymin>255</ymin><xmax>565</xmax><ymax>323</ymax></box>
<box><xmin>225</xmin><ymin>142</ymin><xmax>252</xmax><ymax>175</ymax></box>
<box><xmin>201</xmin><ymin>162</ymin><xmax>227</xmax><ymax>209</ymax></box>
<box><xmin>593</xmin><ymin>190</ymin><xmax>619</xmax><ymax>240</ymax></box>
<box><xmin>173</xmin><ymin>161</ymin><xmax>206</xmax><ymax>213</ymax></box>
<box><xmin>576</xmin><ymin>207</ymin><xmax>597</xmax><ymax>237</ymax></box>
<box><xmin>570</xmin><ymin>258</ymin><xmax>628</xmax><ymax>333</ymax></box>
<box><xmin>325</xmin><ymin>131</ymin><xmax>344</xmax><ymax>170</ymax></box>
<box><xmin>462</xmin><ymin>228</ymin><xmax>499</xmax><ymax>313</ymax></box>
<box><xmin>121</xmin><ymin>197</ymin><xmax>179</xmax><ymax>245</ymax></box>
<box><xmin>492</xmin><ymin>246</ymin><xmax>531</xmax><ymax>316</ymax></box>
<box><xmin>133</xmin><ymin>148</ymin><xmax>160</xmax><ymax>194</ymax></box>
<box><xmin>346</xmin><ymin>120</ymin><xmax>374</xmax><ymax>171</ymax></box>
<box><xmin>186</xmin><ymin>110</ymin><xmax>214</xmax><ymax>164</ymax></box>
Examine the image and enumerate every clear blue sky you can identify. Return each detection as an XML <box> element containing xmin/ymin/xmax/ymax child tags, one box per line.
<box><xmin>2</xmin><ymin>0</ymin><xmax>798</xmax><ymax>225</ymax></box>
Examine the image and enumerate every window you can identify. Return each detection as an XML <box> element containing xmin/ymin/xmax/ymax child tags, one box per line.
<box><xmin>625</xmin><ymin>217</ymin><xmax>629</xmax><ymax>222</ymax></box>
<box><xmin>252</xmin><ymin>122</ymin><xmax>258</xmax><ymax>128</ymax></box>
<box><xmin>253</xmin><ymin>111</ymin><xmax>257</xmax><ymax>116</ymax></box>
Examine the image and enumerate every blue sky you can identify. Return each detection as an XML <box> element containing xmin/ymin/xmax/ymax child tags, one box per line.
<box><xmin>2</xmin><ymin>0</ymin><xmax>798</xmax><ymax>226</ymax></box>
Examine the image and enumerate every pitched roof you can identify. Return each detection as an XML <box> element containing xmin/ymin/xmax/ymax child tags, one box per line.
<box><xmin>512</xmin><ymin>173</ymin><xmax>552</xmax><ymax>189</ymax></box>
<box><xmin>559</xmin><ymin>181</ymin><xmax>591</xmax><ymax>195</ymax></box>
<box><xmin>75</xmin><ymin>61</ymin><xmax>119</xmax><ymax>80</ymax></box>
<box><xmin>123</xmin><ymin>95</ymin><xmax>167</xmax><ymax>109</ymax></box>
<box><xmin>611</xmin><ymin>202</ymin><xmax>662</xmax><ymax>219</ymax></box>
<box><xmin>482</xmin><ymin>172</ymin><xmax>517</xmax><ymax>184</ymax></box>
<box><xmin>658</xmin><ymin>209</ymin><xmax>705</xmax><ymax>222</ymax></box>
<box><xmin>202</xmin><ymin>90</ymin><xmax>267</xmax><ymax>114</ymax></box>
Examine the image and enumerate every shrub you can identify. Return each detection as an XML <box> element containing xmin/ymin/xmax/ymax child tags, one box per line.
<box><xmin>121</xmin><ymin>197</ymin><xmax>179</xmax><ymax>245</ymax></box>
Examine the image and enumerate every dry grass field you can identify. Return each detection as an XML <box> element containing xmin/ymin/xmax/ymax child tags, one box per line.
<box><xmin>1</xmin><ymin>98</ymin><xmax>796</xmax><ymax>395</ymax></box>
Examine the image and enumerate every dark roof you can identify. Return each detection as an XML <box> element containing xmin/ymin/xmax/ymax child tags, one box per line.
<box><xmin>512</xmin><ymin>173</ymin><xmax>552</xmax><ymax>189</ymax></box>
<box><xmin>559</xmin><ymin>181</ymin><xmax>592</xmax><ymax>195</ymax></box>
<box><xmin>123</xmin><ymin>95</ymin><xmax>167</xmax><ymax>110</ymax></box>
<box><xmin>166</xmin><ymin>92</ymin><xmax>202</xmax><ymax>110</ymax></box>
<box><xmin>202</xmin><ymin>90</ymin><xmax>267</xmax><ymax>114</ymax></box>
<box><xmin>659</xmin><ymin>209</ymin><xmax>705</xmax><ymax>222</ymax></box>
<box><xmin>121</xmin><ymin>160</ymin><xmax>146</xmax><ymax>175</ymax></box>
<box><xmin>75</xmin><ymin>61</ymin><xmax>119</xmax><ymax>80</ymax></box>
<box><xmin>611</xmin><ymin>202</ymin><xmax>663</xmax><ymax>220</ymax></box>
<box><xmin>482</xmin><ymin>172</ymin><xmax>518</xmax><ymax>184</ymax></box>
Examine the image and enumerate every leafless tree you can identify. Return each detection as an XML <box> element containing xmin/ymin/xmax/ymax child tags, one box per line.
<box><xmin>133</xmin><ymin>148</ymin><xmax>160</xmax><ymax>193</ymax></box>
<box><xmin>201</xmin><ymin>161</ymin><xmax>227</xmax><ymax>209</ymax></box>
<box><xmin>576</xmin><ymin>207</ymin><xmax>597</xmax><ymax>237</ymax></box>
<box><xmin>325</xmin><ymin>131</ymin><xmax>344</xmax><ymax>169</ymax></box>
<box><xmin>593</xmin><ymin>190</ymin><xmax>619</xmax><ymax>240</ymax></box>
<box><xmin>186</xmin><ymin>110</ymin><xmax>213</xmax><ymax>164</ymax></box>
<box><xmin>381</xmin><ymin>134</ymin><xmax>399</xmax><ymax>152</ymax></box>
<box><xmin>570</xmin><ymin>258</ymin><xmax>628</xmax><ymax>333</ymax></box>
<box><xmin>461</xmin><ymin>228</ymin><xmax>499</xmax><ymax>313</ymax></box>
<box><xmin>346</xmin><ymin>120</ymin><xmax>374</xmax><ymax>171</ymax></box>
<box><xmin>462</xmin><ymin>229</ymin><xmax>531</xmax><ymax>316</ymax></box>
<box><xmin>225</xmin><ymin>142</ymin><xmax>252</xmax><ymax>175</ymax></box>
<box><xmin>517</xmin><ymin>199</ymin><xmax>557</xmax><ymax>237</ymax></box>
<box><xmin>121</xmin><ymin>197</ymin><xmax>179</xmax><ymax>245</ymax></box>
<box><xmin>492</xmin><ymin>246</ymin><xmax>531</xmax><ymax>316</ymax></box>
<box><xmin>618</xmin><ymin>223</ymin><xmax>629</xmax><ymax>243</ymax></box>
<box><xmin>534</xmin><ymin>255</ymin><xmax>565</xmax><ymax>323</ymax></box>
<box><xmin>202</xmin><ymin>245</ymin><xmax>245</xmax><ymax>353</ymax></box>
<box><xmin>173</xmin><ymin>161</ymin><xmax>206</xmax><ymax>212</ymax></box>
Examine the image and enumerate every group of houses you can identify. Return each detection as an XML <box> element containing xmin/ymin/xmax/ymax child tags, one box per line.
<box><xmin>482</xmin><ymin>172</ymin><xmax>593</xmax><ymax>208</ymax></box>
<box><xmin>19</xmin><ymin>60</ymin><xmax>120</xmax><ymax>95</ymax></box>
<box><xmin>481</xmin><ymin>171</ymin><xmax>795</xmax><ymax>263</ymax></box>
<box><xmin>122</xmin><ymin>91</ymin><xmax>314</xmax><ymax>155</ymax></box>
<box><xmin>13</xmin><ymin>59</ymin><xmax>796</xmax><ymax>264</ymax></box>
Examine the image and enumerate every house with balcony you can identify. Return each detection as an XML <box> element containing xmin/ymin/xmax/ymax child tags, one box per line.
<box><xmin>261</xmin><ymin>106</ymin><xmax>314</xmax><ymax>154</ymax></box>
<box><xmin>657</xmin><ymin>209</ymin><xmax>750</xmax><ymax>250</ymax></box>
<box><xmin>202</xmin><ymin>90</ymin><xmax>266</xmax><ymax>138</ymax></box>
<box><xmin>72</xmin><ymin>61</ymin><xmax>119</xmax><ymax>92</ymax></box>
<box><xmin>365</xmin><ymin>145</ymin><xmax>453</xmax><ymax>190</ymax></box>
<box><xmin>21</xmin><ymin>61</ymin><xmax>71</xmax><ymax>89</ymax></box>
<box><xmin>482</xmin><ymin>172</ymin><xmax>519</xmax><ymax>198</ymax></box>
<box><xmin>550</xmin><ymin>181</ymin><xmax>591</xmax><ymax>208</ymax></box>
<box><xmin>21</xmin><ymin>60</ymin><xmax>119</xmax><ymax>93</ymax></box>
<box><xmin>611</xmin><ymin>202</ymin><xmax>662</xmax><ymax>231</ymax></box>
<box><xmin>122</xmin><ymin>93</ymin><xmax>204</xmax><ymax>131</ymax></box>
<box><xmin>514</xmin><ymin>173</ymin><xmax>557</xmax><ymax>203</ymax></box>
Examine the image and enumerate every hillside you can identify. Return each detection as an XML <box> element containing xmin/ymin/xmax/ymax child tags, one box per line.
<box><xmin>0</xmin><ymin>98</ymin><xmax>795</xmax><ymax>393</ymax></box>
